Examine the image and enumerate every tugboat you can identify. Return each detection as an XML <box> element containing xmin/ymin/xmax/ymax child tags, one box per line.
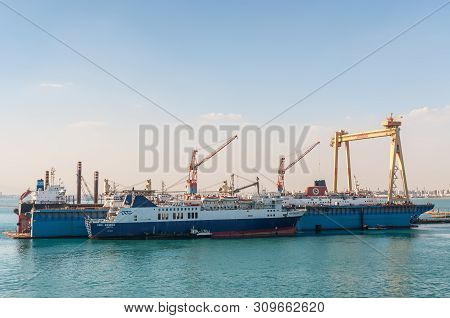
<box><xmin>190</xmin><ymin>227</ymin><xmax>212</xmax><ymax>238</ymax></box>
<box><xmin>86</xmin><ymin>194</ymin><xmax>305</xmax><ymax>239</ymax></box>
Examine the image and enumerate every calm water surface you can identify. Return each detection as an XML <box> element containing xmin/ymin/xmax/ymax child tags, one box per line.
<box><xmin>0</xmin><ymin>197</ymin><xmax>449</xmax><ymax>297</ymax></box>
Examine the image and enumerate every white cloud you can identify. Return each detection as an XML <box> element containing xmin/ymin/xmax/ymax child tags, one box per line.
<box><xmin>67</xmin><ymin>121</ymin><xmax>107</xmax><ymax>128</ymax></box>
<box><xmin>39</xmin><ymin>82</ymin><xmax>66</xmax><ymax>89</ymax></box>
<box><xmin>201</xmin><ymin>112</ymin><xmax>243</xmax><ymax>122</ymax></box>
<box><xmin>403</xmin><ymin>105</ymin><xmax>450</xmax><ymax>123</ymax></box>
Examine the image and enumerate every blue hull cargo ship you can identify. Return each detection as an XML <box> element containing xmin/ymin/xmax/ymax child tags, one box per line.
<box><xmin>298</xmin><ymin>204</ymin><xmax>433</xmax><ymax>231</ymax></box>
<box><xmin>5</xmin><ymin>170</ymin><xmax>108</xmax><ymax>239</ymax></box>
<box><xmin>283</xmin><ymin>181</ymin><xmax>434</xmax><ymax>231</ymax></box>
<box><xmin>86</xmin><ymin>195</ymin><xmax>305</xmax><ymax>239</ymax></box>
<box><xmin>29</xmin><ymin>208</ymin><xmax>108</xmax><ymax>238</ymax></box>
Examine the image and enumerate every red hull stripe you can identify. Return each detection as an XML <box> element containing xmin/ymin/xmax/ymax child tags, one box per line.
<box><xmin>212</xmin><ymin>226</ymin><xmax>296</xmax><ymax>238</ymax></box>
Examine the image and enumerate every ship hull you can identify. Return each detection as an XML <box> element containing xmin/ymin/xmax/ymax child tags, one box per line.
<box><xmin>88</xmin><ymin>217</ymin><xmax>299</xmax><ymax>239</ymax></box>
<box><xmin>31</xmin><ymin>209</ymin><xmax>108</xmax><ymax>238</ymax></box>
<box><xmin>297</xmin><ymin>204</ymin><xmax>434</xmax><ymax>231</ymax></box>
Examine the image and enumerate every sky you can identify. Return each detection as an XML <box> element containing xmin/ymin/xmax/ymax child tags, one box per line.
<box><xmin>0</xmin><ymin>0</ymin><xmax>449</xmax><ymax>194</ymax></box>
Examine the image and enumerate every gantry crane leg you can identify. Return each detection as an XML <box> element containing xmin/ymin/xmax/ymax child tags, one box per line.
<box><xmin>388</xmin><ymin>129</ymin><xmax>409</xmax><ymax>202</ymax></box>
<box><xmin>333</xmin><ymin>131</ymin><xmax>340</xmax><ymax>193</ymax></box>
<box><xmin>395</xmin><ymin>132</ymin><xmax>409</xmax><ymax>201</ymax></box>
<box><xmin>345</xmin><ymin>141</ymin><xmax>352</xmax><ymax>192</ymax></box>
<box><xmin>387</xmin><ymin>132</ymin><xmax>398</xmax><ymax>202</ymax></box>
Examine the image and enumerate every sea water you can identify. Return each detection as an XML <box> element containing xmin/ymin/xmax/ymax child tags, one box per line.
<box><xmin>0</xmin><ymin>197</ymin><xmax>449</xmax><ymax>297</ymax></box>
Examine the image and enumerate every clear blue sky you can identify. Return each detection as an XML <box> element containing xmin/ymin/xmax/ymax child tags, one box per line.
<box><xmin>0</xmin><ymin>0</ymin><xmax>449</xmax><ymax>193</ymax></box>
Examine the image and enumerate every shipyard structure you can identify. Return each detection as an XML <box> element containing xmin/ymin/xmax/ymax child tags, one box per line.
<box><xmin>3</xmin><ymin>116</ymin><xmax>434</xmax><ymax>239</ymax></box>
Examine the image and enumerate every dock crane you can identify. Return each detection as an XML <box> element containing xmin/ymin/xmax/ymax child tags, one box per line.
<box><xmin>330</xmin><ymin>115</ymin><xmax>409</xmax><ymax>203</ymax></box>
<box><xmin>230</xmin><ymin>174</ymin><xmax>260</xmax><ymax>195</ymax></box>
<box><xmin>186</xmin><ymin>135</ymin><xmax>238</xmax><ymax>195</ymax></box>
<box><xmin>277</xmin><ymin>141</ymin><xmax>320</xmax><ymax>194</ymax></box>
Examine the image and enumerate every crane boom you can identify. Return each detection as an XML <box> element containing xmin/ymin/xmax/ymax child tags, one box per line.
<box><xmin>196</xmin><ymin>135</ymin><xmax>238</xmax><ymax>168</ymax></box>
<box><xmin>186</xmin><ymin>135</ymin><xmax>238</xmax><ymax>195</ymax></box>
<box><xmin>284</xmin><ymin>141</ymin><xmax>320</xmax><ymax>171</ymax></box>
<box><xmin>232</xmin><ymin>177</ymin><xmax>259</xmax><ymax>195</ymax></box>
<box><xmin>277</xmin><ymin>141</ymin><xmax>320</xmax><ymax>193</ymax></box>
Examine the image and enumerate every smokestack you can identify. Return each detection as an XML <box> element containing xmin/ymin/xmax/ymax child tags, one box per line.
<box><xmin>76</xmin><ymin>161</ymin><xmax>82</xmax><ymax>204</ymax></box>
<box><xmin>45</xmin><ymin>170</ymin><xmax>50</xmax><ymax>190</ymax></box>
<box><xmin>94</xmin><ymin>171</ymin><xmax>99</xmax><ymax>204</ymax></box>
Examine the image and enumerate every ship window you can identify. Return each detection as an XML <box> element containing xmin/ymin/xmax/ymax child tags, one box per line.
<box><xmin>158</xmin><ymin>213</ymin><xmax>161</xmax><ymax>220</ymax></box>
<box><xmin>181</xmin><ymin>213</ymin><xmax>183</xmax><ymax>219</ymax></box>
<box><xmin>188</xmin><ymin>212</ymin><xmax>191</xmax><ymax>219</ymax></box>
<box><xmin>173</xmin><ymin>213</ymin><xmax>176</xmax><ymax>219</ymax></box>
<box><xmin>195</xmin><ymin>212</ymin><xmax>198</xmax><ymax>219</ymax></box>
<box><xmin>134</xmin><ymin>215</ymin><xmax>138</xmax><ymax>221</ymax></box>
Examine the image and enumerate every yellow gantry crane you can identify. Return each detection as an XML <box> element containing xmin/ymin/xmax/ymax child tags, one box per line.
<box><xmin>330</xmin><ymin>115</ymin><xmax>409</xmax><ymax>204</ymax></box>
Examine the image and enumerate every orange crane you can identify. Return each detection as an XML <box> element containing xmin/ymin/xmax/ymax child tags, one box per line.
<box><xmin>186</xmin><ymin>135</ymin><xmax>238</xmax><ymax>195</ymax></box>
<box><xmin>277</xmin><ymin>141</ymin><xmax>320</xmax><ymax>194</ymax></box>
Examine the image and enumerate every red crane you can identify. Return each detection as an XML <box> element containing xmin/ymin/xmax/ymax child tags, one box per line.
<box><xmin>277</xmin><ymin>141</ymin><xmax>320</xmax><ymax>194</ymax></box>
<box><xmin>186</xmin><ymin>135</ymin><xmax>238</xmax><ymax>195</ymax></box>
